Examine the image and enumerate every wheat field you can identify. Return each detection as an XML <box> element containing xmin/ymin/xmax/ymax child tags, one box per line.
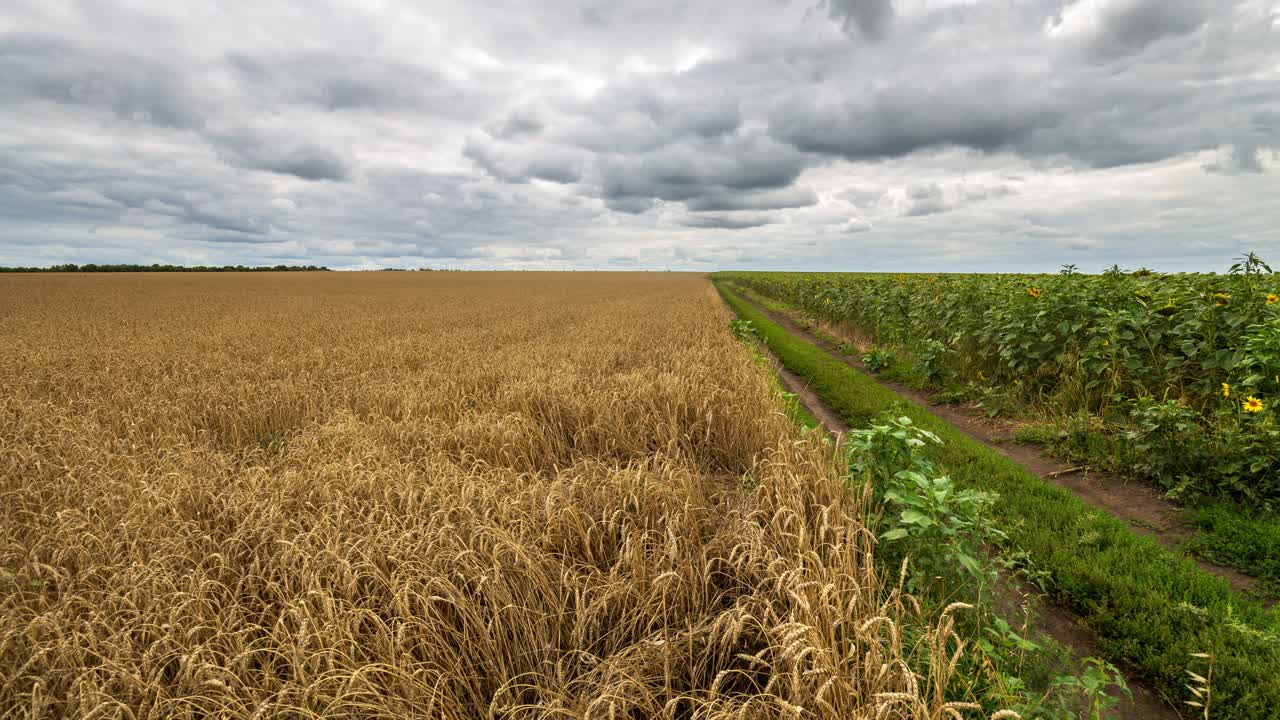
<box><xmin>1</xmin><ymin>272</ymin><xmax>976</xmax><ymax>719</ymax></box>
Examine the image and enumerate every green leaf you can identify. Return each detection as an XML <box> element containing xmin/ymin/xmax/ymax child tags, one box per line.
<box><xmin>900</xmin><ymin>509</ymin><xmax>933</xmax><ymax>527</ymax></box>
<box><xmin>955</xmin><ymin>552</ymin><xmax>983</xmax><ymax>576</ymax></box>
<box><xmin>1016</xmin><ymin>637</ymin><xmax>1041</xmax><ymax>652</ymax></box>
<box><xmin>880</xmin><ymin>528</ymin><xmax>910</xmax><ymax>541</ymax></box>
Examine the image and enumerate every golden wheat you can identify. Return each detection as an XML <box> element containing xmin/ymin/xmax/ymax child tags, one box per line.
<box><xmin>2</xmin><ymin>272</ymin><xmax>981</xmax><ymax>719</ymax></box>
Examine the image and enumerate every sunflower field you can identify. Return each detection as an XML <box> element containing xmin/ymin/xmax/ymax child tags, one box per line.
<box><xmin>716</xmin><ymin>254</ymin><xmax>1280</xmax><ymax>506</ymax></box>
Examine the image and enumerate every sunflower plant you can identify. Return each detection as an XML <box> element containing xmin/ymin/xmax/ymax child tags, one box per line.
<box><xmin>719</xmin><ymin>253</ymin><xmax>1280</xmax><ymax>505</ymax></box>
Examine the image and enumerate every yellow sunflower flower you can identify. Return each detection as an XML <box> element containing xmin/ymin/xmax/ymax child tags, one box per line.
<box><xmin>1244</xmin><ymin>396</ymin><xmax>1264</xmax><ymax>413</ymax></box>
<box><xmin>1222</xmin><ymin>383</ymin><xmax>1230</xmax><ymax>398</ymax></box>
<box><xmin>1268</xmin><ymin>293</ymin><xmax>1278</xmax><ymax>305</ymax></box>
<box><xmin>1027</xmin><ymin>287</ymin><xmax>1041</xmax><ymax>298</ymax></box>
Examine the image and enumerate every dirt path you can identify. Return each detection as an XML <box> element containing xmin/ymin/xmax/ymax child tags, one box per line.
<box><xmin>767</xmin><ymin>355</ymin><xmax>850</xmax><ymax>434</ymax></box>
<box><xmin>744</xmin><ymin>300</ymin><xmax>1187</xmax><ymax>720</ymax></box>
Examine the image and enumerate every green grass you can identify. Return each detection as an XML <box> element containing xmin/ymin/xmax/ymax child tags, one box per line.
<box><xmin>1185</xmin><ymin>504</ymin><xmax>1280</xmax><ymax>596</ymax></box>
<box><xmin>717</xmin><ymin>282</ymin><xmax>1280</xmax><ymax>720</ymax></box>
<box><xmin>734</xmin><ymin>326</ymin><xmax>824</xmax><ymax>436</ymax></box>
<box><xmin>736</xmin><ymin>286</ymin><xmax>796</xmax><ymax>316</ymax></box>
<box><xmin>1012</xmin><ymin>419</ymin><xmax>1280</xmax><ymax>593</ymax></box>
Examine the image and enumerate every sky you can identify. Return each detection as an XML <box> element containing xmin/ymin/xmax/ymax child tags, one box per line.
<box><xmin>1</xmin><ymin>0</ymin><xmax>1278</xmax><ymax>272</ymax></box>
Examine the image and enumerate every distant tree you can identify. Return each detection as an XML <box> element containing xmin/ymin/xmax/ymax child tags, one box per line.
<box><xmin>0</xmin><ymin>264</ymin><xmax>331</xmax><ymax>273</ymax></box>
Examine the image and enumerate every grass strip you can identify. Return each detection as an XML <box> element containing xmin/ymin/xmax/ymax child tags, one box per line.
<box><xmin>747</xmin><ymin>339</ymin><xmax>824</xmax><ymax>434</ymax></box>
<box><xmin>1015</xmin><ymin>420</ymin><xmax>1280</xmax><ymax>593</ymax></box>
<box><xmin>718</xmin><ymin>282</ymin><xmax>1280</xmax><ymax>720</ymax></box>
<box><xmin>1185</xmin><ymin>504</ymin><xmax>1280</xmax><ymax>596</ymax></box>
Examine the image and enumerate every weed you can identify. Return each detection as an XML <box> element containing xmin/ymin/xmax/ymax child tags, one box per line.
<box><xmin>1186</xmin><ymin>653</ymin><xmax>1214</xmax><ymax>719</ymax></box>
<box><xmin>1046</xmin><ymin>658</ymin><xmax>1132</xmax><ymax>720</ymax></box>
<box><xmin>845</xmin><ymin>415</ymin><xmax>1004</xmax><ymax>592</ymax></box>
<box><xmin>729</xmin><ymin>317</ymin><xmax>758</xmax><ymax>341</ymax></box>
<box><xmin>862</xmin><ymin>347</ymin><xmax>897</xmax><ymax>373</ymax></box>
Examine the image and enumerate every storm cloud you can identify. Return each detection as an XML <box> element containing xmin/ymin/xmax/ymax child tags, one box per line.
<box><xmin>0</xmin><ymin>0</ymin><xmax>1276</xmax><ymax>271</ymax></box>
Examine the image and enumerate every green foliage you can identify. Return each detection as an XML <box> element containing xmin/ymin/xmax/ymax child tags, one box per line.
<box><xmin>1015</xmin><ymin>416</ymin><xmax>1137</xmax><ymax>475</ymax></box>
<box><xmin>916</xmin><ymin>338</ymin><xmax>957</xmax><ymax>385</ymax></box>
<box><xmin>975</xmin><ymin>384</ymin><xmax>1019</xmax><ymax>418</ymax></box>
<box><xmin>1185</xmin><ymin>504</ymin><xmax>1280</xmax><ymax>594</ymax></box>
<box><xmin>717</xmin><ymin>283</ymin><xmax>1280</xmax><ymax>720</ymax></box>
<box><xmin>1123</xmin><ymin>397</ymin><xmax>1280</xmax><ymax>506</ymax></box>
<box><xmin>843</xmin><ymin>413</ymin><xmax>939</xmax><ymax>487</ymax></box>
<box><xmin>861</xmin><ymin>347</ymin><xmax>897</xmax><ymax>373</ymax></box>
<box><xmin>844</xmin><ymin>415</ymin><xmax>1004</xmax><ymax>592</ymax></box>
<box><xmin>1127</xmin><ymin>398</ymin><xmax>1210</xmax><ymax>491</ymax></box>
<box><xmin>717</xmin><ymin>257</ymin><xmax>1280</xmax><ymax>507</ymax></box>
<box><xmin>1045</xmin><ymin>658</ymin><xmax>1132</xmax><ymax>720</ymax></box>
<box><xmin>1239</xmin><ymin>317</ymin><xmax>1280</xmax><ymax>398</ymax></box>
<box><xmin>840</xmin><ymin>414</ymin><xmax>1114</xmax><ymax>714</ymax></box>
<box><xmin>1017</xmin><ymin>413</ymin><xmax>1280</xmax><ymax>592</ymax></box>
<box><xmin>729</xmin><ymin>318</ymin><xmax>759</xmax><ymax>342</ymax></box>
<box><xmin>779</xmin><ymin>390</ymin><xmax>822</xmax><ymax>437</ymax></box>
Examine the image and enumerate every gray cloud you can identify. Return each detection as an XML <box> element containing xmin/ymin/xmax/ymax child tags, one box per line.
<box><xmin>605</xmin><ymin>197</ymin><xmax>657</xmax><ymax>214</ymax></box>
<box><xmin>0</xmin><ymin>0</ymin><xmax>1276</xmax><ymax>270</ymax></box>
<box><xmin>468</xmin><ymin>78</ymin><xmax>762</xmax><ymax>208</ymax></box>
<box><xmin>0</xmin><ymin>33</ymin><xmax>204</xmax><ymax>128</ymax></box>
<box><xmin>824</xmin><ymin>0</ymin><xmax>896</xmax><ymax>42</ymax></box>
<box><xmin>843</xmin><ymin>217</ymin><xmax>873</xmax><ymax>233</ymax></box>
<box><xmin>903</xmin><ymin>183</ymin><xmax>947</xmax><ymax>217</ymax></box>
<box><xmin>888</xmin><ymin>181</ymin><xmax>1020</xmax><ymax>217</ymax></box>
<box><xmin>768</xmin><ymin>1</ymin><xmax>1280</xmax><ymax>170</ymax></box>
<box><xmin>0</xmin><ymin>140</ymin><xmax>282</xmax><ymax>245</ymax></box>
<box><xmin>839</xmin><ymin>186</ymin><xmax>887</xmax><ymax>210</ymax></box>
<box><xmin>556</xmin><ymin>82</ymin><xmax>743</xmax><ymax>154</ymax></box>
<box><xmin>960</xmin><ymin>183</ymin><xmax>1018</xmax><ymax>202</ymax></box>
<box><xmin>463</xmin><ymin>138</ymin><xmax>584</xmax><ymax>184</ymax></box>
<box><xmin>597</xmin><ymin>135</ymin><xmax>806</xmax><ymax>205</ymax></box>
<box><xmin>679</xmin><ymin>212</ymin><xmax>775</xmax><ymax>229</ymax></box>
<box><xmin>0</xmin><ymin>33</ymin><xmax>360</xmax><ymax>182</ymax></box>
<box><xmin>211</xmin><ymin>129</ymin><xmax>351</xmax><ymax>181</ymax></box>
<box><xmin>1050</xmin><ymin>0</ymin><xmax>1212</xmax><ymax>60</ymax></box>
<box><xmin>769</xmin><ymin>78</ymin><xmax>1059</xmax><ymax>161</ymax></box>
<box><xmin>226</xmin><ymin>52</ymin><xmax>476</xmax><ymax>115</ymax></box>
<box><xmin>685</xmin><ymin>186</ymin><xmax>819</xmax><ymax>212</ymax></box>
<box><xmin>488</xmin><ymin>104</ymin><xmax>547</xmax><ymax>139</ymax></box>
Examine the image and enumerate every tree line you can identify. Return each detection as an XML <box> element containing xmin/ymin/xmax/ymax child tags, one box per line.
<box><xmin>0</xmin><ymin>264</ymin><xmax>330</xmax><ymax>273</ymax></box>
